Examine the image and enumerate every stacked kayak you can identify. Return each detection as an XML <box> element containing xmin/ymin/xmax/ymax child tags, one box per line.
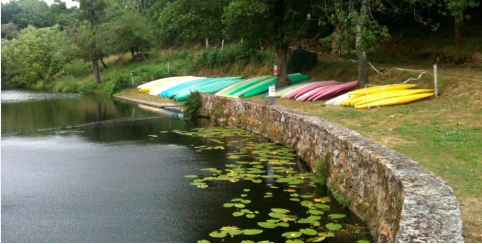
<box><xmin>325</xmin><ymin>84</ymin><xmax>434</xmax><ymax>108</ymax></box>
<box><xmin>242</xmin><ymin>74</ymin><xmax>309</xmax><ymax>97</ymax></box>
<box><xmin>149</xmin><ymin>77</ymin><xmax>205</xmax><ymax>96</ymax></box>
<box><xmin>160</xmin><ymin>78</ymin><xmax>215</xmax><ymax>97</ymax></box>
<box><xmin>259</xmin><ymin>81</ymin><xmax>319</xmax><ymax>98</ymax></box>
<box><xmin>138</xmin><ymin>76</ymin><xmax>189</xmax><ymax>93</ymax></box>
<box><xmin>307</xmin><ymin>80</ymin><xmax>359</xmax><ymax>102</ymax></box>
<box><xmin>216</xmin><ymin>76</ymin><xmax>274</xmax><ymax>96</ymax></box>
<box><xmin>173</xmin><ymin>77</ymin><xmax>245</xmax><ymax>101</ymax></box>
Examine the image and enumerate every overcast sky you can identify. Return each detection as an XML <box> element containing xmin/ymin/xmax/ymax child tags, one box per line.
<box><xmin>1</xmin><ymin>0</ymin><xmax>80</xmax><ymax>8</ymax></box>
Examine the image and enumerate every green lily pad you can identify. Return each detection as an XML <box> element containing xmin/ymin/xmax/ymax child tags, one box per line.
<box><xmin>223</xmin><ymin>203</ymin><xmax>234</xmax><ymax>207</ymax></box>
<box><xmin>233</xmin><ymin>211</ymin><xmax>245</xmax><ymax>217</ymax></box>
<box><xmin>246</xmin><ymin>214</ymin><xmax>255</xmax><ymax>218</ymax></box>
<box><xmin>184</xmin><ymin>175</ymin><xmax>198</xmax><ymax>178</ymax></box>
<box><xmin>232</xmin><ymin>198</ymin><xmax>243</xmax><ymax>202</ymax></box>
<box><xmin>325</xmin><ymin>223</ymin><xmax>342</xmax><ymax>230</ymax></box>
<box><xmin>286</xmin><ymin>239</ymin><xmax>304</xmax><ymax>243</ymax></box>
<box><xmin>269</xmin><ymin>212</ymin><xmax>285</xmax><ymax>218</ymax></box>
<box><xmin>243</xmin><ymin>229</ymin><xmax>263</xmax><ymax>235</ymax></box>
<box><xmin>308</xmin><ymin>210</ymin><xmax>323</xmax><ymax>215</ymax></box>
<box><xmin>241</xmin><ymin>241</ymin><xmax>255</xmax><ymax>243</ymax></box>
<box><xmin>290</xmin><ymin>193</ymin><xmax>299</xmax><ymax>197</ymax></box>
<box><xmin>225</xmin><ymin>164</ymin><xmax>237</xmax><ymax>167</ymax></box>
<box><xmin>241</xmin><ymin>199</ymin><xmax>251</xmax><ymax>204</ymax></box>
<box><xmin>290</xmin><ymin>198</ymin><xmax>300</xmax><ymax>202</ymax></box>
<box><xmin>328</xmin><ymin>214</ymin><xmax>346</xmax><ymax>219</ymax></box>
<box><xmin>300</xmin><ymin>201</ymin><xmax>313</xmax><ymax>206</ymax></box>
<box><xmin>281</xmin><ymin>232</ymin><xmax>302</xmax><ymax>239</ymax></box>
<box><xmin>243</xmin><ymin>189</ymin><xmax>251</xmax><ymax>192</ymax></box>
<box><xmin>307</xmin><ymin>216</ymin><xmax>321</xmax><ymax>221</ymax></box>
<box><xmin>315</xmin><ymin>203</ymin><xmax>330</xmax><ymax>209</ymax></box>
<box><xmin>241</xmin><ymin>209</ymin><xmax>251</xmax><ymax>213</ymax></box>
<box><xmin>257</xmin><ymin>241</ymin><xmax>273</xmax><ymax>243</ymax></box>
<box><xmin>252</xmin><ymin>179</ymin><xmax>262</xmax><ymax>183</ymax></box>
<box><xmin>300</xmin><ymin>228</ymin><xmax>317</xmax><ymax>236</ymax></box>
<box><xmin>297</xmin><ymin>218</ymin><xmax>311</xmax><ymax>224</ymax></box>
<box><xmin>258</xmin><ymin>222</ymin><xmax>278</xmax><ymax>228</ymax></box>
<box><xmin>301</xmin><ymin>195</ymin><xmax>314</xmax><ymax>198</ymax></box>
<box><xmin>277</xmin><ymin>222</ymin><xmax>289</xmax><ymax>227</ymax></box>
<box><xmin>357</xmin><ymin>240</ymin><xmax>370</xmax><ymax>243</ymax></box>
<box><xmin>209</xmin><ymin>231</ymin><xmax>227</xmax><ymax>238</ymax></box>
<box><xmin>266</xmin><ymin>219</ymin><xmax>280</xmax><ymax>223</ymax></box>
<box><xmin>197</xmin><ymin>240</ymin><xmax>210</xmax><ymax>243</ymax></box>
<box><xmin>271</xmin><ymin>208</ymin><xmax>290</xmax><ymax>214</ymax></box>
<box><xmin>235</xmin><ymin>203</ymin><xmax>245</xmax><ymax>208</ymax></box>
<box><xmin>241</xmin><ymin>194</ymin><xmax>248</xmax><ymax>197</ymax></box>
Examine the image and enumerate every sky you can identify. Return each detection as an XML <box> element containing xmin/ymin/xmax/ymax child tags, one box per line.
<box><xmin>1</xmin><ymin>0</ymin><xmax>80</xmax><ymax>8</ymax></box>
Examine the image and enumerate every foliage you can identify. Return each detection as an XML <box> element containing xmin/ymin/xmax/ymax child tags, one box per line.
<box><xmin>1</xmin><ymin>25</ymin><xmax>70</xmax><ymax>88</ymax></box>
<box><xmin>158</xmin><ymin>0</ymin><xmax>230</xmax><ymax>44</ymax></box>
<box><xmin>1</xmin><ymin>22</ymin><xmax>19</xmax><ymax>40</ymax></box>
<box><xmin>197</xmin><ymin>44</ymin><xmax>275</xmax><ymax>67</ymax></box>
<box><xmin>287</xmin><ymin>49</ymin><xmax>318</xmax><ymax>74</ymax></box>
<box><xmin>183</xmin><ymin>91</ymin><xmax>202</xmax><ymax>114</ymax></box>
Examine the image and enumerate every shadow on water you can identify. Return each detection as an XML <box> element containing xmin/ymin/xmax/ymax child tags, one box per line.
<box><xmin>1</xmin><ymin>90</ymin><xmax>371</xmax><ymax>243</ymax></box>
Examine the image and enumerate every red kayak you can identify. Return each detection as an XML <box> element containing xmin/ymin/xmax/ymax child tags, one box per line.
<box><xmin>287</xmin><ymin>81</ymin><xmax>341</xmax><ymax>99</ymax></box>
<box><xmin>308</xmin><ymin>81</ymin><xmax>359</xmax><ymax>102</ymax></box>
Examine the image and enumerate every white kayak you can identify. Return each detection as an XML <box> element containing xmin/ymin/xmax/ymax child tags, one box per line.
<box><xmin>149</xmin><ymin>77</ymin><xmax>205</xmax><ymax>96</ymax></box>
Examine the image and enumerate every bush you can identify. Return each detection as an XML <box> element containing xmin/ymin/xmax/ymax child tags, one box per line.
<box><xmin>183</xmin><ymin>91</ymin><xmax>202</xmax><ymax>114</ymax></box>
<box><xmin>196</xmin><ymin>44</ymin><xmax>275</xmax><ymax>67</ymax></box>
<box><xmin>63</xmin><ymin>59</ymin><xmax>92</xmax><ymax>77</ymax></box>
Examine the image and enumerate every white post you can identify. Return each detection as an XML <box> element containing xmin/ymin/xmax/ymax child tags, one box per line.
<box><xmin>206</xmin><ymin>38</ymin><xmax>209</xmax><ymax>48</ymax></box>
<box><xmin>221</xmin><ymin>39</ymin><xmax>224</xmax><ymax>50</ymax></box>
<box><xmin>168</xmin><ymin>62</ymin><xmax>170</xmax><ymax>75</ymax></box>
<box><xmin>130</xmin><ymin>73</ymin><xmax>134</xmax><ymax>85</ymax></box>
<box><xmin>434</xmin><ymin>64</ymin><xmax>438</xmax><ymax>97</ymax></box>
<box><xmin>241</xmin><ymin>38</ymin><xmax>243</xmax><ymax>43</ymax></box>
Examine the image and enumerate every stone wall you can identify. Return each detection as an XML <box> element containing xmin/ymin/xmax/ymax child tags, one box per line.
<box><xmin>200</xmin><ymin>94</ymin><xmax>463</xmax><ymax>243</ymax></box>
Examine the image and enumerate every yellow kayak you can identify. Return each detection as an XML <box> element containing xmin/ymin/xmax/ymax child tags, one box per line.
<box><xmin>348</xmin><ymin>84</ymin><xmax>417</xmax><ymax>96</ymax></box>
<box><xmin>138</xmin><ymin>77</ymin><xmax>187</xmax><ymax>93</ymax></box>
<box><xmin>351</xmin><ymin>89</ymin><xmax>434</xmax><ymax>106</ymax></box>
<box><xmin>355</xmin><ymin>93</ymin><xmax>434</xmax><ymax>109</ymax></box>
<box><xmin>340</xmin><ymin>95</ymin><xmax>363</xmax><ymax>106</ymax></box>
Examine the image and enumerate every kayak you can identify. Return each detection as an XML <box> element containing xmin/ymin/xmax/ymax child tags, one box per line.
<box><xmin>137</xmin><ymin>76</ymin><xmax>190</xmax><ymax>89</ymax></box>
<box><xmin>172</xmin><ymin>77</ymin><xmax>243</xmax><ymax>100</ymax></box>
<box><xmin>138</xmin><ymin>77</ymin><xmax>187</xmax><ymax>92</ymax></box>
<box><xmin>352</xmin><ymin>89</ymin><xmax>434</xmax><ymax>107</ymax></box>
<box><xmin>348</xmin><ymin>84</ymin><xmax>417</xmax><ymax>96</ymax></box>
<box><xmin>355</xmin><ymin>93</ymin><xmax>434</xmax><ymax>109</ymax></box>
<box><xmin>161</xmin><ymin>78</ymin><xmax>214</xmax><ymax>97</ymax></box>
<box><xmin>297</xmin><ymin>86</ymin><xmax>335</xmax><ymax>101</ymax></box>
<box><xmin>287</xmin><ymin>81</ymin><xmax>341</xmax><ymax>99</ymax></box>
<box><xmin>325</xmin><ymin>93</ymin><xmax>353</xmax><ymax>106</ymax></box>
<box><xmin>149</xmin><ymin>77</ymin><xmax>205</xmax><ymax>95</ymax></box>
<box><xmin>258</xmin><ymin>81</ymin><xmax>319</xmax><ymax>98</ymax></box>
<box><xmin>308</xmin><ymin>81</ymin><xmax>359</xmax><ymax>102</ymax></box>
<box><xmin>216</xmin><ymin>76</ymin><xmax>272</xmax><ymax>96</ymax></box>
<box><xmin>243</xmin><ymin>74</ymin><xmax>309</xmax><ymax>98</ymax></box>
<box><xmin>281</xmin><ymin>83</ymin><xmax>321</xmax><ymax>99</ymax></box>
<box><xmin>174</xmin><ymin>78</ymin><xmax>245</xmax><ymax>101</ymax></box>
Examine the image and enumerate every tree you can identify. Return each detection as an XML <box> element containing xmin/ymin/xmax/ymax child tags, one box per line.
<box><xmin>313</xmin><ymin>0</ymin><xmax>434</xmax><ymax>88</ymax></box>
<box><xmin>11</xmin><ymin>0</ymin><xmax>51</xmax><ymax>28</ymax></box>
<box><xmin>1</xmin><ymin>1</ymin><xmax>22</xmax><ymax>24</ymax></box>
<box><xmin>158</xmin><ymin>0</ymin><xmax>230</xmax><ymax>45</ymax></box>
<box><xmin>1</xmin><ymin>23</ymin><xmax>20</xmax><ymax>40</ymax></box>
<box><xmin>77</xmin><ymin>0</ymin><xmax>108</xmax><ymax>84</ymax></box>
<box><xmin>223</xmin><ymin>0</ymin><xmax>311</xmax><ymax>88</ymax></box>
<box><xmin>1</xmin><ymin>25</ymin><xmax>70</xmax><ymax>87</ymax></box>
<box><xmin>437</xmin><ymin>0</ymin><xmax>480</xmax><ymax>46</ymax></box>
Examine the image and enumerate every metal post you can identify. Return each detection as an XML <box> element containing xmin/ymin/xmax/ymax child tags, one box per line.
<box><xmin>268</xmin><ymin>85</ymin><xmax>276</xmax><ymax>105</ymax></box>
<box><xmin>434</xmin><ymin>64</ymin><xmax>438</xmax><ymax>96</ymax></box>
<box><xmin>168</xmin><ymin>62</ymin><xmax>170</xmax><ymax>75</ymax></box>
<box><xmin>130</xmin><ymin>73</ymin><xmax>134</xmax><ymax>85</ymax></box>
<box><xmin>222</xmin><ymin>39</ymin><xmax>224</xmax><ymax>50</ymax></box>
<box><xmin>206</xmin><ymin>38</ymin><xmax>209</xmax><ymax>48</ymax></box>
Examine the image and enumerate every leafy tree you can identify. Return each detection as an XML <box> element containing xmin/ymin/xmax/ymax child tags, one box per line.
<box><xmin>313</xmin><ymin>0</ymin><xmax>436</xmax><ymax>88</ymax></box>
<box><xmin>158</xmin><ymin>0</ymin><xmax>230</xmax><ymax>45</ymax></box>
<box><xmin>435</xmin><ymin>0</ymin><xmax>480</xmax><ymax>45</ymax></box>
<box><xmin>223</xmin><ymin>0</ymin><xmax>311</xmax><ymax>88</ymax></box>
<box><xmin>77</xmin><ymin>0</ymin><xmax>108</xmax><ymax>84</ymax></box>
<box><xmin>1</xmin><ymin>25</ymin><xmax>70</xmax><ymax>87</ymax></box>
<box><xmin>1</xmin><ymin>1</ymin><xmax>22</xmax><ymax>24</ymax></box>
<box><xmin>11</xmin><ymin>0</ymin><xmax>51</xmax><ymax>28</ymax></box>
<box><xmin>1</xmin><ymin>23</ymin><xmax>20</xmax><ymax>40</ymax></box>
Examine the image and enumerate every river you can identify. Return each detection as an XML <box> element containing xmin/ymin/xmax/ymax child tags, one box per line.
<box><xmin>1</xmin><ymin>90</ymin><xmax>371</xmax><ymax>243</ymax></box>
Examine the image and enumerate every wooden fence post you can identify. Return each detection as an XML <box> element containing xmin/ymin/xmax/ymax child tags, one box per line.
<box><xmin>434</xmin><ymin>64</ymin><xmax>438</xmax><ymax>96</ymax></box>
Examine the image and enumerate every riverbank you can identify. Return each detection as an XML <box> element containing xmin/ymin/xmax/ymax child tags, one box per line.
<box><xmin>117</xmin><ymin>82</ymin><xmax>481</xmax><ymax>242</ymax></box>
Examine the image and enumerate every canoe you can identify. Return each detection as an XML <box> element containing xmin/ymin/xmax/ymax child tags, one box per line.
<box><xmin>287</xmin><ymin>81</ymin><xmax>341</xmax><ymax>99</ymax></box>
<box><xmin>308</xmin><ymin>81</ymin><xmax>359</xmax><ymax>102</ymax></box>
<box><xmin>243</xmin><ymin>74</ymin><xmax>309</xmax><ymax>98</ymax></box>
<box><xmin>258</xmin><ymin>81</ymin><xmax>318</xmax><ymax>98</ymax></box>
<box><xmin>137</xmin><ymin>76</ymin><xmax>189</xmax><ymax>89</ymax></box>
<box><xmin>348</xmin><ymin>84</ymin><xmax>417</xmax><ymax>96</ymax></box>
<box><xmin>172</xmin><ymin>77</ymin><xmax>243</xmax><ymax>101</ymax></box>
<box><xmin>138</xmin><ymin>77</ymin><xmax>187</xmax><ymax>92</ymax></box>
<box><xmin>353</xmin><ymin>89</ymin><xmax>434</xmax><ymax>107</ymax></box>
<box><xmin>216</xmin><ymin>76</ymin><xmax>272</xmax><ymax>96</ymax></box>
<box><xmin>281</xmin><ymin>83</ymin><xmax>320</xmax><ymax>99</ymax></box>
<box><xmin>149</xmin><ymin>77</ymin><xmax>204</xmax><ymax>95</ymax></box>
<box><xmin>355</xmin><ymin>93</ymin><xmax>434</xmax><ymax>109</ymax></box>
<box><xmin>174</xmin><ymin>78</ymin><xmax>245</xmax><ymax>101</ymax></box>
<box><xmin>297</xmin><ymin>86</ymin><xmax>335</xmax><ymax>101</ymax></box>
<box><xmin>161</xmin><ymin>78</ymin><xmax>215</xmax><ymax>97</ymax></box>
<box><xmin>325</xmin><ymin>93</ymin><xmax>352</xmax><ymax>106</ymax></box>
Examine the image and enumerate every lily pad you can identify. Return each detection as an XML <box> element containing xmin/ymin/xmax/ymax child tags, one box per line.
<box><xmin>357</xmin><ymin>240</ymin><xmax>370</xmax><ymax>243</ymax></box>
<box><xmin>243</xmin><ymin>189</ymin><xmax>251</xmax><ymax>192</ymax></box>
<box><xmin>234</xmin><ymin>203</ymin><xmax>245</xmax><ymax>208</ymax></box>
<box><xmin>315</xmin><ymin>203</ymin><xmax>330</xmax><ymax>209</ymax></box>
<box><xmin>184</xmin><ymin>175</ymin><xmax>198</xmax><ymax>178</ymax></box>
<box><xmin>277</xmin><ymin>222</ymin><xmax>289</xmax><ymax>227</ymax></box>
<box><xmin>325</xmin><ymin>223</ymin><xmax>342</xmax><ymax>230</ymax></box>
<box><xmin>209</xmin><ymin>231</ymin><xmax>227</xmax><ymax>238</ymax></box>
<box><xmin>197</xmin><ymin>240</ymin><xmax>210</xmax><ymax>243</ymax></box>
<box><xmin>289</xmin><ymin>198</ymin><xmax>300</xmax><ymax>202</ymax></box>
<box><xmin>241</xmin><ymin>194</ymin><xmax>248</xmax><ymax>197</ymax></box>
<box><xmin>308</xmin><ymin>210</ymin><xmax>323</xmax><ymax>215</ymax></box>
<box><xmin>286</xmin><ymin>239</ymin><xmax>304</xmax><ymax>243</ymax></box>
<box><xmin>271</xmin><ymin>208</ymin><xmax>290</xmax><ymax>214</ymax></box>
<box><xmin>269</xmin><ymin>212</ymin><xmax>285</xmax><ymax>218</ymax></box>
<box><xmin>258</xmin><ymin>222</ymin><xmax>278</xmax><ymax>228</ymax></box>
<box><xmin>243</xmin><ymin>229</ymin><xmax>263</xmax><ymax>235</ymax></box>
<box><xmin>241</xmin><ymin>199</ymin><xmax>251</xmax><ymax>204</ymax></box>
<box><xmin>300</xmin><ymin>228</ymin><xmax>317</xmax><ymax>236</ymax></box>
<box><xmin>241</xmin><ymin>241</ymin><xmax>255</xmax><ymax>243</ymax></box>
<box><xmin>328</xmin><ymin>214</ymin><xmax>346</xmax><ymax>219</ymax></box>
<box><xmin>223</xmin><ymin>203</ymin><xmax>234</xmax><ymax>207</ymax></box>
<box><xmin>301</xmin><ymin>195</ymin><xmax>314</xmax><ymax>198</ymax></box>
<box><xmin>233</xmin><ymin>211</ymin><xmax>245</xmax><ymax>217</ymax></box>
<box><xmin>246</xmin><ymin>214</ymin><xmax>255</xmax><ymax>218</ymax></box>
<box><xmin>300</xmin><ymin>201</ymin><xmax>313</xmax><ymax>206</ymax></box>
<box><xmin>252</xmin><ymin>179</ymin><xmax>262</xmax><ymax>183</ymax></box>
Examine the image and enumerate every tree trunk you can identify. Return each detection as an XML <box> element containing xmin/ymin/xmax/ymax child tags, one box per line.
<box><xmin>273</xmin><ymin>0</ymin><xmax>290</xmax><ymax>88</ymax></box>
<box><xmin>92</xmin><ymin>59</ymin><xmax>101</xmax><ymax>84</ymax></box>
<box><xmin>355</xmin><ymin>0</ymin><xmax>369</xmax><ymax>88</ymax></box>
<box><xmin>276</xmin><ymin>44</ymin><xmax>289</xmax><ymax>88</ymax></box>
<box><xmin>454</xmin><ymin>11</ymin><xmax>465</xmax><ymax>46</ymax></box>
<box><xmin>100</xmin><ymin>57</ymin><xmax>108</xmax><ymax>69</ymax></box>
<box><xmin>130</xmin><ymin>48</ymin><xmax>135</xmax><ymax>57</ymax></box>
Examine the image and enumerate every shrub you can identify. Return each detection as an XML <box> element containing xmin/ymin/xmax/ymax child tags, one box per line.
<box><xmin>183</xmin><ymin>91</ymin><xmax>202</xmax><ymax>114</ymax></box>
<box><xmin>287</xmin><ymin>48</ymin><xmax>318</xmax><ymax>74</ymax></box>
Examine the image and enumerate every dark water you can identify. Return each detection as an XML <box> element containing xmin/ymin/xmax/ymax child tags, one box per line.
<box><xmin>1</xmin><ymin>90</ymin><xmax>371</xmax><ymax>243</ymax></box>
